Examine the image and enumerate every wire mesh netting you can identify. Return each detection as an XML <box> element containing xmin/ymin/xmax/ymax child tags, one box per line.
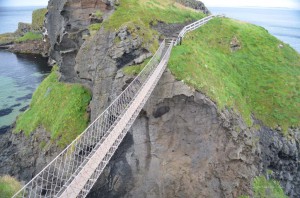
<box><xmin>13</xmin><ymin>15</ymin><xmax>218</xmax><ymax>198</ymax></box>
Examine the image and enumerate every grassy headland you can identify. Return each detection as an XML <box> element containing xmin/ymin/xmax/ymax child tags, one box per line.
<box><xmin>169</xmin><ymin>17</ymin><xmax>300</xmax><ymax>132</ymax></box>
<box><xmin>104</xmin><ymin>0</ymin><xmax>206</xmax><ymax>53</ymax></box>
<box><xmin>15</xmin><ymin>66</ymin><xmax>91</xmax><ymax>147</ymax></box>
<box><xmin>0</xmin><ymin>8</ymin><xmax>46</xmax><ymax>45</ymax></box>
<box><xmin>16</xmin><ymin>32</ymin><xmax>43</xmax><ymax>43</ymax></box>
<box><xmin>31</xmin><ymin>8</ymin><xmax>47</xmax><ymax>31</ymax></box>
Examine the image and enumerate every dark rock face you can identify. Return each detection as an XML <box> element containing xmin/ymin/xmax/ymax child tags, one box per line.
<box><xmin>152</xmin><ymin>20</ymin><xmax>193</xmax><ymax>39</ymax></box>
<box><xmin>46</xmin><ymin>0</ymin><xmax>115</xmax><ymax>82</ymax></box>
<box><xmin>259</xmin><ymin>127</ymin><xmax>300</xmax><ymax>197</ymax></box>
<box><xmin>0</xmin><ymin>127</ymin><xmax>61</xmax><ymax>182</ymax></box>
<box><xmin>176</xmin><ymin>0</ymin><xmax>210</xmax><ymax>14</ymax></box>
<box><xmin>87</xmin><ymin>70</ymin><xmax>260</xmax><ymax>198</ymax></box>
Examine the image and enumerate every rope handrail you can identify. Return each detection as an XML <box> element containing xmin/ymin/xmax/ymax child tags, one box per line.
<box><xmin>13</xmin><ymin>39</ymin><xmax>167</xmax><ymax>198</ymax></box>
<box><xmin>13</xmin><ymin>14</ymin><xmax>221</xmax><ymax>198</ymax></box>
<box><xmin>175</xmin><ymin>14</ymin><xmax>224</xmax><ymax>45</ymax></box>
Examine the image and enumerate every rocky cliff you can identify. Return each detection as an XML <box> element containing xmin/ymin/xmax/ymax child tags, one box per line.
<box><xmin>0</xmin><ymin>0</ymin><xmax>299</xmax><ymax>197</ymax></box>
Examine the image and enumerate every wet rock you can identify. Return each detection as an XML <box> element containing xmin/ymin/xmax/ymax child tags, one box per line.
<box><xmin>9</xmin><ymin>103</ymin><xmax>21</xmax><ymax>108</ymax></box>
<box><xmin>0</xmin><ymin>125</ymin><xmax>11</xmax><ymax>135</ymax></box>
<box><xmin>0</xmin><ymin>108</ymin><xmax>13</xmax><ymax>117</ymax></box>
<box><xmin>16</xmin><ymin>93</ymin><xmax>32</xmax><ymax>101</ymax></box>
<box><xmin>19</xmin><ymin>105</ymin><xmax>29</xmax><ymax>112</ymax></box>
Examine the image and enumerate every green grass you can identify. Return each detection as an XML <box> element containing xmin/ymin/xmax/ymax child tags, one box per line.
<box><xmin>32</xmin><ymin>8</ymin><xmax>47</xmax><ymax>31</ymax></box>
<box><xmin>15</xmin><ymin>66</ymin><xmax>92</xmax><ymax>147</ymax></box>
<box><xmin>123</xmin><ymin>58</ymin><xmax>151</xmax><ymax>75</ymax></box>
<box><xmin>105</xmin><ymin>0</ymin><xmax>205</xmax><ymax>29</ymax></box>
<box><xmin>169</xmin><ymin>18</ymin><xmax>300</xmax><ymax>132</ymax></box>
<box><xmin>94</xmin><ymin>10</ymin><xmax>103</xmax><ymax>18</ymax></box>
<box><xmin>0</xmin><ymin>33</ymin><xmax>17</xmax><ymax>45</ymax></box>
<box><xmin>253</xmin><ymin>176</ymin><xmax>287</xmax><ymax>198</ymax></box>
<box><xmin>0</xmin><ymin>175</ymin><xmax>22</xmax><ymax>198</ymax></box>
<box><xmin>104</xmin><ymin>0</ymin><xmax>205</xmax><ymax>53</ymax></box>
<box><xmin>89</xmin><ymin>23</ymin><xmax>102</xmax><ymax>31</ymax></box>
<box><xmin>16</xmin><ymin>32</ymin><xmax>42</xmax><ymax>42</ymax></box>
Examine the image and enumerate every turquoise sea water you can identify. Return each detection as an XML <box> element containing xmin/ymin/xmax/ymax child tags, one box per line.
<box><xmin>0</xmin><ymin>6</ymin><xmax>50</xmax><ymax>133</ymax></box>
<box><xmin>0</xmin><ymin>51</ymin><xmax>50</xmax><ymax>133</ymax></box>
<box><xmin>210</xmin><ymin>7</ymin><xmax>300</xmax><ymax>53</ymax></box>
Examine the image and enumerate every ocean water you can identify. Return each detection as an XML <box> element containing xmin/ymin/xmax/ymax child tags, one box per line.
<box><xmin>0</xmin><ymin>6</ymin><xmax>44</xmax><ymax>34</ymax></box>
<box><xmin>0</xmin><ymin>6</ymin><xmax>50</xmax><ymax>133</ymax></box>
<box><xmin>210</xmin><ymin>7</ymin><xmax>300</xmax><ymax>53</ymax></box>
<box><xmin>0</xmin><ymin>51</ymin><xmax>50</xmax><ymax>133</ymax></box>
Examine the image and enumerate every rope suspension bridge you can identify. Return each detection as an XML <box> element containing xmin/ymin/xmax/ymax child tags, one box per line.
<box><xmin>13</xmin><ymin>15</ymin><xmax>220</xmax><ymax>198</ymax></box>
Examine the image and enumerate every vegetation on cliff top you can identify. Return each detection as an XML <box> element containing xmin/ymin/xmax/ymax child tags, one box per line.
<box><xmin>253</xmin><ymin>176</ymin><xmax>287</xmax><ymax>198</ymax></box>
<box><xmin>169</xmin><ymin>17</ymin><xmax>300</xmax><ymax>132</ymax></box>
<box><xmin>31</xmin><ymin>8</ymin><xmax>47</xmax><ymax>31</ymax></box>
<box><xmin>15</xmin><ymin>66</ymin><xmax>91</xmax><ymax>147</ymax></box>
<box><xmin>105</xmin><ymin>0</ymin><xmax>205</xmax><ymax>53</ymax></box>
<box><xmin>0</xmin><ymin>175</ymin><xmax>22</xmax><ymax>198</ymax></box>
<box><xmin>16</xmin><ymin>32</ymin><xmax>43</xmax><ymax>43</ymax></box>
<box><xmin>0</xmin><ymin>8</ymin><xmax>46</xmax><ymax>44</ymax></box>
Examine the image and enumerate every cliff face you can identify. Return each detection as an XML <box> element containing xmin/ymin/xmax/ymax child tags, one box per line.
<box><xmin>0</xmin><ymin>0</ymin><xmax>300</xmax><ymax>197</ymax></box>
<box><xmin>44</xmin><ymin>1</ymin><xmax>300</xmax><ymax>196</ymax></box>
<box><xmin>86</xmin><ymin>69</ymin><xmax>260</xmax><ymax>197</ymax></box>
<box><xmin>46</xmin><ymin>0</ymin><xmax>119</xmax><ymax>82</ymax></box>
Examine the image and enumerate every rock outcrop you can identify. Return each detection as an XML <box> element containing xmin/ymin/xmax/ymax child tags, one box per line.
<box><xmin>176</xmin><ymin>0</ymin><xmax>210</xmax><ymax>14</ymax></box>
<box><xmin>259</xmin><ymin>128</ymin><xmax>300</xmax><ymax>197</ymax></box>
<box><xmin>0</xmin><ymin>126</ymin><xmax>61</xmax><ymax>182</ymax></box>
<box><xmin>8</xmin><ymin>40</ymin><xmax>50</xmax><ymax>56</ymax></box>
<box><xmin>46</xmin><ymin>0</ymin><xmax>117</xmax><ymax>82</ymax></box>
<box><xmin>86</xmin><ymin>69</ymin><xmax>260</xmax><ymax>198</ymax></box>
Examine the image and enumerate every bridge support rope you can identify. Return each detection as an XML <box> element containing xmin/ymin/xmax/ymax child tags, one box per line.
<box><xmin>13</xmin><ymin>15</ymin><xmax>220</xmax><ymax>198</ymax></box>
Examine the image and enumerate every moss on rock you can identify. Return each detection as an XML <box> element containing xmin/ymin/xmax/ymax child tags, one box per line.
<box><xmin>32</xmin><ymin>8</ymin><xmax>47</xmax><ymax>31</ymax></box>
<box><xmin>15</xmin><ymin>66</ymin><xmax>92</xmax><ymax>147</ymax></box>
<box><xmin>0</xmin><ymin>175</ymin><xmax>22</xmax><ymax>198</ymax></box>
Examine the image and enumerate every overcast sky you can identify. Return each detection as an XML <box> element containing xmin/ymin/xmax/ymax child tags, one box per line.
<box><xmin>0</xmin><ymin>0</ymin><xmax>48</xmax><ymax>7</ymax></box>
<box><xmin>0</xmin><ymin>0</ymin><xmax>299</xmax><ymax>9</ymax></box>
<box><xmin>201</xmin><ymin>0</ymin><xmax>300</xmax><ymax>9</ymax></box>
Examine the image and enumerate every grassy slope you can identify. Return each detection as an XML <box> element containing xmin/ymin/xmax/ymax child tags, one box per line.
<box><xmin>32</xmin><ymin>8</ymin><xmax>47</xmax><ymax>31</ymax></box>
<box><xmin>253</xmin><ymin>176</ymin><xmax>287</xmax><ymax>198</ymax></box>
<box><xmin>16</xmin><ymin>32</ymin><xmax>43</xmax><ymax>42</ymax></box>
<box><xmin>105</xmin><ymin>0</ymin><xmax>205</xmax><ymax>53</ymax></box>
<box><xmin>0</xmin><ymin>176</ymin><xmax>22</xmax><ymax>198</ymax></box>
<box><xmin>15</xmin><ymin>67</ymin><xmax>91</xmax><ymax>147</ymax></box>
<box><xmin>169</xmin><ymin>18</ymin><xmax>300</xmax><ymax>132</ymax></box>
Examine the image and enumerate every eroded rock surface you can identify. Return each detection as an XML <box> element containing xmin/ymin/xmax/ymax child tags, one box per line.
<box><xmin>259</xmin><ymin>128</ymin><xmax>300</xmax><ymax>197</ymax></box>
<box><xmin>0</xmin><ymin>127</ymin><xmax>61</xmax><ymax>182</ymax></box>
